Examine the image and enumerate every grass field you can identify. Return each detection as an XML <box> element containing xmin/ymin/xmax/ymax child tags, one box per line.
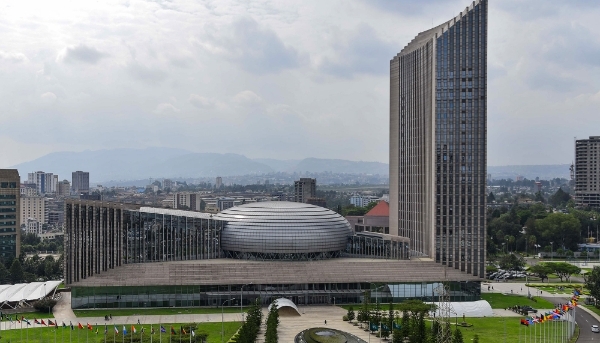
<box><xmin>74</xmin><ymin>307</ymin><xmax>246</xmax><ymax>317</ymax></box>
<box><xmin>0</xmin><ymin>322</ymin><xmax>242</xmax><ymax>343</ymax></box>
<box><xmin>526</xmin><ymin>284</ymin><xmax>587</xmax><ymax>295</ymax></box>
<box><xmin>455</xmin><ymin>317</ymin><xmax>574</xmax><ymax>343</ymax></box>
<box><xmin>4</xmin><ymin>312</ymin><xmax>56</xmax><ymax>320</ymax></box>
<box><xmin>481</xmin><ymin>293</ymin><xmax>555</xmax><ymax>309</ymax></box>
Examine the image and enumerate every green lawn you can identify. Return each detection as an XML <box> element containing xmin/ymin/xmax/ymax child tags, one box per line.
<box><xmin>455</xmin><ymin>317</ymin><xmax>574</xmax><ymax>343</ymax></box>
<box><xmin>74</xmin><ymin>307</ymin><xmax>246</xmax><ymax>317</ymax></box>
<box><xmin>481</xmin><ymin>293</ymin><xmax>555</xmax><ymax>309</ymax></box>
<box><xmin>0</xmin><ymin>322</ymin><xmax>241</xmax><ymax>343</ymax></box>
<box><xmin>526</xmin><ymin>284</ymin><xmax>587</xmax><ymax>295</ymax></box>
<box><xmin>583</xmin><ymin>304</ymin><xmax>600</xmax><ymax>317</ymax></box>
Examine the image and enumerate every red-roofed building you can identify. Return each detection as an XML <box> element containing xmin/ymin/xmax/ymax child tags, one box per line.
<box><xmin>345</xmin><ymin>200</ymin><xmax>390</xmax><ymax>234</ymax></box>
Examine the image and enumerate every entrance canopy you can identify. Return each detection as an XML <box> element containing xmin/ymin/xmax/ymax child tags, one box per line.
<box><xmin>0</xmin><ymin>281</ymin><xmax>62</xmax><ymax>306</ymax></box>
<box><xmin>268</xmin><ymin>298</ymin><xmax>301</xmax><ymax>316</ymax></box>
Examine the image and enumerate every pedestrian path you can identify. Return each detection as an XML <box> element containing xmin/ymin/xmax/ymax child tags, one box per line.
<box><xmin>482</xmin><ymin>281</ymin><xmax>577</xmax><ymax>298</ymax></box>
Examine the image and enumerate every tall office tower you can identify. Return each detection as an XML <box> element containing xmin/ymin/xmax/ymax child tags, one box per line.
<box><xmin>71</xmin><ymin>171</ymin><xmax>90</xmax><ymax>195</ymax></box>
<box><xmin>28</xmin><ymin>171</ymin><xmax>56</xmax><ymax>195</ymax></box>
<box><xmin>575</xmin><ymin>136</ymin><xmax>600</xmax><ymax>209</ymax></box>
<box><xmin>390</xmin><ymin>0</ymin><xmax>487</xmax><ymax>277</ymax></box>
<box><xmin>215</xmin><ymin>177</ymin><xmax>223</xmax><ymax>189</ymax></box>
<box><xmin>0</xmin><ymin>169</ymin><xmax>20</xmax><ymax>258</ymax></box>
<box><xmin>294</xmin><ymin>178</ymin><xmax>316</xmax><ymax>203</ymax></box>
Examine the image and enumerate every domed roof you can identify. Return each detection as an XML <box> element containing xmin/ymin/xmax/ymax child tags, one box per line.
<box><xmin>215</xmin><ymin>201</ymin><xmax>352</xmax><ymax>259</ymax></box>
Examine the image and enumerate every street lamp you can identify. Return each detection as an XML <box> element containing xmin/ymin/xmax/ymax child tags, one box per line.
<box><xmin>522</xmin><ymin>227</ymin><xmax>527</xmax><ymax>256</ymax></box>
<box><xmin>550</xmin><ymin>242</ymin><xmax>554</xmax><ymax>261</ymax></box>
<box><xmin>240</xmin><ymin>283</ymin><xmax>252</xmax><ymax>322</ymax></box>
<box><xmin>369</xmin><ymin>283</ymin><xmax>386</xmax><ymax>343</ymax></box>
<box><xmin>221</xmin><ymin>298</ymin><xmax>235</xmax><ymax>343</ymax></box>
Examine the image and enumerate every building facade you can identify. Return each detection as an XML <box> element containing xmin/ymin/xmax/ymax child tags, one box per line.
<box><xmin>72</xmin><ymin>171</ymin><xmax>90</xmax><ymax>195</ymax></box>
<box><xmin>0</xmin><ymin>169</ymin><xmax>20</xmax><ymax>258</ymax></box>
<box><xmin>20</xmin><ymin>196</ymin><xmax>47</xmax><ymax>225</ymax></box>
<box><xmin>350</xmin><ymin>195</ymin><xmax>380</xmax><ymax>208</ymax></box>
<box><xmin>58</xmin><ymin>180</ymin><xmax>71</xmax><ymax>196</ymax></box>
<box><xmin>64</xmin><ymin>200</ymin><xmax>481</xmax><ymax>309</ymax></box>
<box><xmin>389</xmin><ymin>0</ymin><xmax>487</xmax><ymax>277</ymax></box>
<box><xmin>27</xmin><ymin>171</ymin><xmax>57</xmax><ymax>195</ymax></box>
<box><xmin>575</xmin><ymin>136</ymin><xmax>600</xmax><ymax>209</ymax></box>
<box><xmin>294</xmin><ymin>178</ymin><xmax>316</xmax><ymax>203</ymax></box>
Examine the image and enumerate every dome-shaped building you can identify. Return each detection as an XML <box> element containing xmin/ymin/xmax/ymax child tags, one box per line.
<box><xmin>215</xmin><ymin>201</ymin><xmax>352</xmax><ymax>260</ymax></box>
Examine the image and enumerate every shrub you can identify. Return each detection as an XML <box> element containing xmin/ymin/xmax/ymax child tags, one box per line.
<box><xmin>343</xmin><ymin>315</ymin><xmax>349</xmax><ymax>321</ymax></box>
<box><xmin>33</xmin><ymin>298</ymin><xmax>57</xmax><ymax>313</ymax></box>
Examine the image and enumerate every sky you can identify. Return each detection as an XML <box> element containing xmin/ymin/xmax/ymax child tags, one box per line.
<box><xmin>1</xmin><ymin>0</ymin><xmax>599</xmax><ymax>168</ymax></box>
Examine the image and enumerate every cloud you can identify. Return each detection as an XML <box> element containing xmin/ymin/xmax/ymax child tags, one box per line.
<box><xmin>232</xmin><ymin>90</ymin><xmax>263</xmax><ymax>106</ymax></box>
<box><xmin>57</xmin><ymin>44</ymin><xmax>108</xmax><ymax>64</ymax></box>
<box><xmin>153</xmin><ymin>103</ymin><xmax>180</xmax><ymax>114</ymax></box>
<box><xmin>126</xmin><ymin>61</ymin><xmax>167</xmax><ymax>83</ymax></box>
<box><xmin>197</xmin><ymin>17</ymin><xmax>302</xmax><ymax>74</ymax></box>
<box><xmin>189</xmin><ymin>94</ymin><xmax>214</xmax><ymax>109</ymax></box>
<box><xmin>40</xmin><ymin>92</ymin><xmax>57</xmax><ymax>104</ymax></box>
<box><xmin>317</xmin><ymin>23</ymin><xmax>398</xmax><ymax>78</ymax></box>
<box><xmin>0</xmin><ymin>51</ymin><xmax>28</xmax><ymax>63</ymax></box>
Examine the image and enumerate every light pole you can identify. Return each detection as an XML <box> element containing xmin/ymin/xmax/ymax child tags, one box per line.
<box><xmin>221</xmin><ymin>298</ymin><xmax>235</xmax><ymax>343</ymax></box>
<box><xmin>550</xmin><ymin>242</ymin><xmax>554</xmax><ymax>261</ymax></box>
<box><xmin>240</xmin><ymin>283</ymin><xmax>252</xmax><ymax>322</ymax></box>
<box><xmin>368</xmin><ymin>283</ymin><xmax>385</xmax><ymax>343</ymax></box>
<box><xmin>522</xmin><ymin>227</ymin><xmax>527</xmax><ymax>256</ymax></box>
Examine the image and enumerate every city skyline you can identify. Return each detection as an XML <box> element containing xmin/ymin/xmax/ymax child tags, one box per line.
<box><xmin>1</xmin><ymin>0</ymin><xmax>599</xmax><ymax>168</ymax></box>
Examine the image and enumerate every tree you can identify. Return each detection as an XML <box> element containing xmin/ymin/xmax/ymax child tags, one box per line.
<box><xmin>399</xmin><ymin>309</ymin><xmax>410</xmax><ymax>341</ymax></box>
<box><xmin>534</xmin><ymin>192</ymin><xmax>545</xmax><ymax>203</ymax></box>
<box><xmin>452</xmin><ymin>327</ymin><xmax>464</xmax><ymax>343</ymax></box>
<box><xmin>487</xmin><ymin>192</ymin><xmax>496</xmax><ymax>203</ymax></box>
<box><xmin>0</xmin><ymin>263</ymin><xmax>10</xmax><ymax>284</ymax></box>
<box><xmin>265</xmin><ymin>300</ymin><xmax>279</xmax><ymax>343</ymax></box>
<box><xmin>529</xmin><ymin>263</ymin><xmax>552</xmax><ymax>282</ymax></box>
<box><xmin>473</xmin><ymin>334</ymin><xmax>480</xmax><ymax>343</ymax></box>
<box><xmin>585</xmin><ymin>266</ymin><xmax>600</xmax><ymax>304</ymax></box>
<box><xmin>547</xmin><ymin>262</ymin><xmax>581</xmax><ymax>282</ymax></box>
<box><xmin>549</xmin><ymin>188</ymin><xmax>571</xmax><ymax>208</ymax></box>
<box><xmin>9</xmin><ymin>259</ymin><xmax>23</xmax><ymax>284</ymax></box>
<box><xmin>347</xmin><ymin>306</ymin><xmax>356</xmax><ymax>322</ymax></box>
<box><xmin>499</xmin><ymin>253</ymin><xmax>525</xmax><ymax>271</ymax></box>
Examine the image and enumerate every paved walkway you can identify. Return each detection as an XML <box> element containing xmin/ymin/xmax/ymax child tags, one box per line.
<box><xmin>481</xmin><ymin>281</ymin><xmax>577</xmax><ymax>298</ymax></box>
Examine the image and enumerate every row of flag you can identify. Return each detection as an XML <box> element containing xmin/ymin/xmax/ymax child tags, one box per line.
<box><xmin>519</xmin><ymin>288</ymin><xmax>581</xmax><ymax>326</ymax></box>
<box><xmin>4</xmin><ymin>317</ymin><xmax>195</xmax><ymax>337</ymax></box>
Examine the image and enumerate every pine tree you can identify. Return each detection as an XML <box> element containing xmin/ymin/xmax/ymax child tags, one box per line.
<box><xmin>347</xmin><ymin>306</ymin><xmax>356</xmax><ymax>322</ymax></box>
<box><xmin>452</xmin><ymin>327</ymin><xmax>464</xmax><ymax>343</ymax></box>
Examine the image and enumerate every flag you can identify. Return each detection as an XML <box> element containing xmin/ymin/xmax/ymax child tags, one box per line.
<box><xmin>62</xmin><ymin>322</ymin><xmax>66</xmax><ymax>328</ymax></box>
<box><xmin>191</xmin><ymin>330</ymin><xmax>195</xmax><ymax>337</ymax></box>
<box><xmin>23</xmin><ymin>318</ymin><xmax>31</xmax><ymax>325</ymax></box>
<box><xmin>78</xmin><ymin>322</ymin><xmax>84</xmax><ymax>329</ymax></box>
<box><xmin>181</xmin><ymin>326</ymin><xmax>187</xmax><ymax>335</ymax></box>
<box><xmin>123</xmin><ymin>325</ymin><xmax>127</xmax><ymax>335</ymax></box>
<box><xmin>132</xmin><ymin>325</ymin><xmax>137</xmax><ymax>334</ymax></box>
<box><xmin>151</xmin><ymin>326</ymin><xmax>155</xmax><ymax>334</ymax></box>
<box><xmin>34</xmin><ymin>319</ymin><xmax>40</xmax><ymax>325</ymax></box>
<box><xmin>15</xmin><ymin>315</ymin><xmax>20</xmax><ymax>323</ymax></box>
<box><xmin>48</xmin><ymin>320</ymin><xmax>55</xmax><ymax>326</ymax></box>
<box><xmin>114</xmin><ymin>325</ymin><xmax>119</xmax><ymax>334</ymax></box>
<box><xmin>41</xmin><ymin>319</ymin><xmax>47</xmax><ymax>326</ymax></box>
<box><xmin>160</xmin><ymin>326</ymin><xmax>166</xmax><ymax>333</ymax></box>
<box><xmin>105</xmin><ymin>325</ymin><xmax>108</xmax><ymax>335</ymax></box>
<box><xmin>520</xmin><ymin>319</ymin><xmax>529</xmax><ymax>326</ymax></box>
<box><xmin>88</xmin><ymin>323</ymin><xmax>93</xmax><ymax>330</ymax></box>
<box><xmin>171</xmin><ymin>327</ymin><xmax>176</xmax><ymax>335</ymax></box>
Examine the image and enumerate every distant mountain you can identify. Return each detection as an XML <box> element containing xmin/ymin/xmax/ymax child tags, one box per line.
<box><xmin>252</xmin><ymin>158</ymin><xmax>301</xmax><ymax>172</ymax></box>
<box><xmin>488</xmin><ymin>164</ymin><xmax>571</xmax><ymax>180</ymax></box>
<box><xmin>11</xmin><ymin>148</ymin><xmax>389</xmax><ymax>183</ymax></box>
<box><xmin>292</xmin><ymin>158</ymin><xmax>389</xmax><ymax>174</ymax></box>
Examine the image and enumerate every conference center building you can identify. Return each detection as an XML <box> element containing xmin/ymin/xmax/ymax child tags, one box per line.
<box><xmin>65</xmin><ymin>200</ymin><xmax>481</xmax><ymax>309</ymax></box>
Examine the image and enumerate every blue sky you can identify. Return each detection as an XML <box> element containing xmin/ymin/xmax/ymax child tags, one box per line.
<box><xmin>0</xmin><ymin>0</ymin><xmax>598</xmax><ymax>167</ymax></box>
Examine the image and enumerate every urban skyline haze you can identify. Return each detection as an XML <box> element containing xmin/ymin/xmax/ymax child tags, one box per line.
<box><xmin>1</xmin><ymin>0</ymin><xmax>598</xmax><ymax>168</ymax></box>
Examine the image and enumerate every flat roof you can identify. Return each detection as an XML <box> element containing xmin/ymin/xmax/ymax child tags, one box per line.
<box><xmin>69</xmin><ymin>258</ymin><xmax>480</xmax><ymax>287</ymax></box>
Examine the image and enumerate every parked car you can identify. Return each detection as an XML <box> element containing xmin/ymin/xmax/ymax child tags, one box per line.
<box><xmin>592</xmin><ymin>325</ymin><xmax>599</xmax><ymax>333</ymax></box>
<box><xmin>521</xmin><ymin>306</ymin><xmax>538</xmax><ymax>314</ymax></box>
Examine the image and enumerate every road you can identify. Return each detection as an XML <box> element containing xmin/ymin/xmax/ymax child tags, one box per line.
<box><xmin>544</xmin><ymin>297</ymin><xmax>599</xmax><ymax>342</ymax></box>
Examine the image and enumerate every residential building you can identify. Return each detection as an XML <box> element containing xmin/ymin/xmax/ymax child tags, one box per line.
<box><xmin>0</xmin><ymin>169</ymin><xmax>20</xmax><ymax>258</ymax></box>
<box><xmin>27</xmin><ymin>171</ymin><xmax>57</xmax><ymax>195</ymax></box>
<box><xmin>20</xmin><ymin>183</ymin><xmax>37</xmax><ymax>197</ymax></box>
<box><xmin>350</xmin><ymin>195</ymin><xmax>380</xmax><ymax>208</ymax></box>
<box><xmin>389</xmin><ymin>0</ymin><xmax>487</xmax><ymax>277</ymax></box>
<box><xmin>20</xmin><ymin>196</ymin><xmax>47</xmax><ymax>225</ymax></box>
<box><xmin>294</xmin><ymin>178</ymin><xmax>316</xmax><ymax>203</ymax></box>
<box><xmin>575</xmin><ymin>136</ymin><xmax>600</xmax><ymax>209</ymax></box>
<box><xmin>72</xmin><ymin>171</ymin><xmax>90</xmax><ymax>195</ymax></box>
<box><xmin>306</xmin><ymin>197</ymin><xmax>327</xmax><ymax>208</ymax></box>
<box><xmin>58</xmin><ymin>180</ymin><xmax>71</xmax><ymax>196</ymax></box>
<box><xmin>163</xmin><ymin>179</ymin><xmax>173</xmax><ymax>190</ymax></box>
<box><xmin>216</xmin><ymin>197</ymin><xmax>240</xmax><ymax>211</ymax></box>
<box><xmin>24</xmin><ymin>218</ymin><xmax>42</xmax><ymax>235</ymax></box>
<box><xmin>215</xmin><ymin>177</ymin><xmax>223</xmax><ymax>189</ymax></box>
